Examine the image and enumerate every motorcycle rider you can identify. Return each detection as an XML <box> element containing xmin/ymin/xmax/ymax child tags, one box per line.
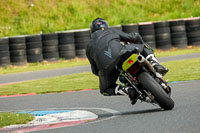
<box><xmin>86</xmin><ymin>18</ymin><xmax>168</xmax><ymax>105</ymax></box>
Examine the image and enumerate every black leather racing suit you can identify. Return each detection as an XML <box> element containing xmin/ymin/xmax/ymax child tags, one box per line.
<box><xmin>86</xmin><ymin>28</ymin><xmax>153</xmax><ymax>96</ymax></box>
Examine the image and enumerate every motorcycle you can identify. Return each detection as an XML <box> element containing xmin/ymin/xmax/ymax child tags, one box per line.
<box><xmin>116</xmin><ymin>44</ymin><xmax>175</xmax><ymax>110</ymax></box>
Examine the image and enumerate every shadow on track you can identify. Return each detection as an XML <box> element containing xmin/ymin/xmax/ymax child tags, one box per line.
<box><xmin>98</xmin><ymin>108</ymin><xmax>163</xmax><ymax>118</ymax></box>
<box><xmin>121</xmin><ymin>108</ymin><xmax>163</xmax><ymax>116</ymax></box>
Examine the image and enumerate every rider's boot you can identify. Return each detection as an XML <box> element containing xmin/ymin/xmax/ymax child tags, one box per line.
<box><xmin>146</xmin><ymin>54</ymin><xmax>168</xmax><ymax>76</ymax></box>
<box><xmin>115</xmin><ymin>85</ymin><xmax>139</xmax><ymax>105</ymax></box>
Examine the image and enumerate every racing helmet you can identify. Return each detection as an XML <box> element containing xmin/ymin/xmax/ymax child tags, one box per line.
<box><xmin>90</xmin><ymin>18</ymin><xmax>109</xmax><ymax>33</ymax></box>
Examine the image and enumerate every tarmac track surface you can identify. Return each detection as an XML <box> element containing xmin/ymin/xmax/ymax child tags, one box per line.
<box><xmin>0</xmin><ymin>80</ymin><xmax>199</xmax><ymax>133</ymax></box>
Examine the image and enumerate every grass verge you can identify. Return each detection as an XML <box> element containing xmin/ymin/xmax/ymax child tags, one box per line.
<box><xmin>0</xmin><ymin>112</ymin><xmax>34</xmax><ymax>128</ymax></box>
<box><xmin>0</xmin><ymin>58</ymin><xmax>199</xmax><ymax>96</ymax></box>
<box><xmin>163</xmin><ymin>58</ymin><xmax>200</xmax><ymax>81</ymax></box>
<box><xmin>0</xmin><ymin>46</ymin><xmax>200</xmax><ymax>75</ymax></box>
<box><xmin>0</xmin><ymin>0</ymin><xmax>199</xmax><ymax>37</ymax></box>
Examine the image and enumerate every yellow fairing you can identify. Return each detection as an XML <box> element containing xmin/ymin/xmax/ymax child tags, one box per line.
<box><xmin>122</xmin><ymin>54</ymin><xmax>138</xmax><ymax>71</ymax></box>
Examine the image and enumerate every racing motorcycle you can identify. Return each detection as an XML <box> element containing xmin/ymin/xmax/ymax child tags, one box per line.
<box><xmin>116</xmin><ymin>45</ymin><xmax>175</xmax><ymax>110</ymax></box>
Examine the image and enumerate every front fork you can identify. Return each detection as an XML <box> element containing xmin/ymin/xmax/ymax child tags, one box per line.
<box><xmin>137</xmin><ymin>54</ymin><xmax>171</xmax><ymax>96</ymax></box>
<box><xmin>155</xmin><ymin>72</ymin><xmax>171</xmax><ymax>96</ymax></box>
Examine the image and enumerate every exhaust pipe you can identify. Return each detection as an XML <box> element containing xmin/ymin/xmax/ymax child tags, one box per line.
<box><xmin>137</xmin><ymin>55</ymin><xmax>156</xmax><ymax>73</ymax></box>
<box><xmin>137</xmin><ymin>55</ymin><xmax>145</xmax><ymax>63</ymax></box>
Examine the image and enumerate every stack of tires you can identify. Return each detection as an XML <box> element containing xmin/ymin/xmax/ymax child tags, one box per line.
<box><xmin>170</xmin><ymin>20</ymin><xmax>188</xmax><ymax>48</ymax></box>
<box><xmin>42</xmin><ymin>33</ymin><xmax>59</xmax><ymax>61</ymax></box>
<box><xmin>0</xmin><ymin>37</ymin><xmax>10</xmax><ymax>67</ymax></box>
<box><xmin>122</xmin><ymin>24</ymin><xmax>139</xmax><ymax>33</ymax></box>
<box><xmin>58</xmin><ymin>31</ymin><xmax>76</xmax><ymax>59</ymax></box>
<box><xmin>185</xmin><ymin>18</ymin><xmax>200</xmax><ymax>46</ymax></box>
<box><xmin>139</xmin><ymin>22</ymin><xmax>156</xmax><ymax>49</ymax></box>
<box><xmin>74</xmin><ymin>29</ymin><xmax>90</xmax><ymax>58</ymax></box>
<box><xmin>9</xmin><ymin>36</ymin><xmax>27</xmax><ymax>65</ymax></box>
<box><xmin>110</xmin><ymin>25</ymin><xmax>122</xmax><ymax>31</ymax></box>
<box><xmin>154</xmin><ymin>21</ymin><xmax>172</xmax><ymax>50</ymax></box>
<box><xmin>26</xmin><ymin>35</ymin><xmax>43</xmax><ymax>63</ymax></box>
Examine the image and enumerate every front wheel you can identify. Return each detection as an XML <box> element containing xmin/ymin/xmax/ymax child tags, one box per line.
<box><xmin>138</xmin><ymin>72</ymin><xmax>175</xmax><ymax>110</ymax></box>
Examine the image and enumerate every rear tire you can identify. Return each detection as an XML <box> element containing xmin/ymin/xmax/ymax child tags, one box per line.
<box><xmin>138</xmin><ymin>72</ymin><xmax>175</xmax><ymax>110</ymax></box>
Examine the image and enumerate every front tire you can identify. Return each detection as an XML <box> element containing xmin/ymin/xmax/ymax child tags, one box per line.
<box><xmin>138</xmin><ymin>72</ymin><xmax>175</xmax><ymax>110</ymax></box>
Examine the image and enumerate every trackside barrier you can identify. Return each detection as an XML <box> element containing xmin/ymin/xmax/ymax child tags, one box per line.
<box><xmin>0</xmin><ymin>17</ymin><xmax>199</xmax><ymax>67</ymax></box>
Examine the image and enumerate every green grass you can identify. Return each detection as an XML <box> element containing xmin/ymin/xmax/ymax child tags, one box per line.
<box><xmin>0</xmin><ymin>46</ymin><xmax>200</xmax><ymax>75</ymax></box>
<box><xmin>163</xmin><ymin>58</ymin><xmax>200</xmax><ymax>81</ymax></box>
<box><xmin>0</xmin><ymin>0</ymin><xmax>200</xmax><ymax>37</ymax></box>
<box><xmin>0</xmin><ymin>58</ymin><xmax>199</xmax><ymax>96</ymax></box>
<box><xmin>0</xmin><ymin>112</ymin><xmax>34</xmax><ymax>128</ymax></box>
<box><xmin>0</xmin><ymin>72</ymin><xmax>99</xmax><ymax>96</ymax></box>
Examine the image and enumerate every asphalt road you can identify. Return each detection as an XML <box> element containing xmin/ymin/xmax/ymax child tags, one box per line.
<box><xmin>0</xmin><ymin>80</ymin><xmax>199</xmax><ymax>133</ymax></box>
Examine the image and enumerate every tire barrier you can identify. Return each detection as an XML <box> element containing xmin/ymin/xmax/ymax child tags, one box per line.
<box><xmin>9</xmin><ymin>36</ymin><xmax>27</xmax><ymax>66</ymax></box>
<box><xmin>74</xmin><ymin>29</ymin><xmax>91</xmax><ymax>58</ymax></box>
<box><xmin>170</xmin><ymin>20</ymin><xmax>188</xmax><ymax>48</ymax></box>
<box><xmin>111</xmin><ymin>25</ymin><xmax>123</xmax><ymax>31</ymax></box>
<box><xmin>42</xmin><ymin>33</ymin><xmax>59</xmax><ymax>61</ymax></box>
<box><xmin>154</xmin><ymin>21</ymin><xmax>172</xmax><ymax>50</ymax></box>
<box><xmin>58</xmin><ymin>31</ymin><xmax>76</xmax><ymax>59</ymax></box>
<box><xmin>26</xmin><ymin>35</ymin><xmax>43</xmax><ymax>63</ymax></box>
<box><xmin>139</xmin><ymin>22</ymin><xmax>156</xmax><ymax>49</ymax></box>
<box><xmin>185</xmin><ymin>18</ymin><xmax>200</xmax><ymax>46</ymax></box>
<box><xmin>0</xmin><ymin>17</ymin><xmax>199</xmax><ymax>67</ymax></box>
<box><xmin>122</xmin><ymin>24</ymin><xmax>139</xmax><ymax>33</ymax></box>
<box><xmin>0</xmin><ymin>37</ymin><xmax>10</xmax><ymax>67</ymax></box>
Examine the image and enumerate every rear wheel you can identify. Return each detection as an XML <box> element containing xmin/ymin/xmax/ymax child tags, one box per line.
<box><xmin>138</xmin><ymin>72</ymin><xmax>175</xmax><ymax>110</ymax></box>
